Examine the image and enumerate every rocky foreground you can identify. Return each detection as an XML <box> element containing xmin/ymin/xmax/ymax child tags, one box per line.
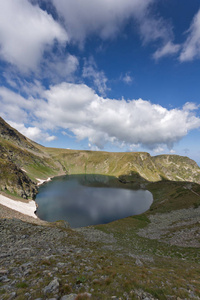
<box><xmin>0</xmin><ymin>203</ymin><xmax>200</xmax><ymax>300</ymax></box>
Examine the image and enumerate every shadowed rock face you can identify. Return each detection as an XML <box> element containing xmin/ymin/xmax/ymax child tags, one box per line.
<box><xmin>0</xmin><ymin>144</ymin><xmax>37</xmax><ymax>199</ymax></box>
<box><xmin>1</xmin><ymin>162</ymin><xmax>37</xmax><ymax>199</ymax></box>
<box><xmin>0</xmin><ymin>118</ymin><xmax>43</xmax><ymax>199</ymax></box>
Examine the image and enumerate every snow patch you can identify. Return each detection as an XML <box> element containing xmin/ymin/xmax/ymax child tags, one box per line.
<box><xmin>36</xmin><ymin>177</ymin><xmax>51</xmax><ymax>186</ymax></box>
<box><xmin>0</xmin><ymin>194</ymin><xmax>37</xmax><ymax>218</ymax></box>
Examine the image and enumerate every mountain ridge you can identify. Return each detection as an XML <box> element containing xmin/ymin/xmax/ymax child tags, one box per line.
<box><xmin>1</xmin><ymin>116</ymin><xmax>200</xmax><ymax>199</ymax></box>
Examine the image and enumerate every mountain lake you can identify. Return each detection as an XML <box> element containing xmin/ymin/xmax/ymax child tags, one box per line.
<box><xmin>36</xmin><ymin>174</ymin><xmax>153</xmax><ymax>228</ymax></box>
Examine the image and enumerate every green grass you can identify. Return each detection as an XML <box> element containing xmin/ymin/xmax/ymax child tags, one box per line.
<box><xmin>146</xmin><ymin>181</ymin><xmax>200</xmax><ymax>213</ymax></box>
<box><xmin>25</xmin><ymin>163</ymin><xmax>58</xmax><ymax>180</ymax></box>
<box><xmin>16</xmin><ymin>282</ymin><xmax>28</xmax><ymax>289</ymax></box>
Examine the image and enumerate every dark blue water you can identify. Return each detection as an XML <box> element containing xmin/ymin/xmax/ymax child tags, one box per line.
<box><xmin>36</xmin><ymin>175</ymin><xmax>153</xmax><ymax>228</ymax></box>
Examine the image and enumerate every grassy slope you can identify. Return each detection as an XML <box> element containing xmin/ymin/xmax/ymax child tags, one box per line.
<box><xmin>44</xmin><ymin>147</ymin><xmax>200</xmax><ymax>184</ymax></box>
<box><xmin>91</xmin><ymin>180</ymin><xmax>200</xmax><ymax>299</ymax></box>
<box><xmin>0</xmin><ymin>137</ymin><xmax>63</xmax><ymax>198</ymax></box>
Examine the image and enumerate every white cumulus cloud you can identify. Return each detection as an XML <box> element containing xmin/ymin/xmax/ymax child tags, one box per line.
<box><xmin>7</xmin><ymin>121</ymin><xmax>56</xmax><ymax>143</ymax></box>
<box><xmin>52</xmin><ymin>0</ymin><xmax>152</xmax><ymax>43</ymax></box>
<box><xmin>1</xmin><ymin>83</ymin><xmax>200</xmax><ymax>150</ymax></box>
<box><xmin>0</xmin><ymin>0</ymin><xmax>68</xmax><ymax>72</ymax></box>
<box><xmin>51</xmin><ymin>0</ymin><xmax>178</xmax><ymax>61</ymax></box>
<box><xmin>153</xmin><ymin>146</ymin><xmax>165</xmax><ymax>154</ymax></box>
<box><xmin>0</xmin><ymin>86</ymin><xmax>35</xmax><ymax>123</ymax></box>
<box><xmin>183</xmin><ymin>102</ymin><xmax>200</xmax><ymax>111</ymax></box>
<box><xmin>35</xmin><ymin>82</ymin><xmax>200</xmax><ymax>149</ymax></box>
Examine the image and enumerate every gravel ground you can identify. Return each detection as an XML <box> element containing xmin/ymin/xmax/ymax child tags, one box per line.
<box><xmin>0</xmin><ymin>204</ymin><xmax>200</xmax><ymax>299</ymax></box>
<box><xmin>0</xmin><ymin>203</ymin><xmax>47</xmax><ymax>225</ymax></box>
<box><xmin>138</xmin><ymin>206</ymin><xmax>200</xmax><ymax>247</ymax></box>
<box><xmin>0</xmin><ymin>214</ymin><xmax>160</xmax><ymax>300</ymax></box>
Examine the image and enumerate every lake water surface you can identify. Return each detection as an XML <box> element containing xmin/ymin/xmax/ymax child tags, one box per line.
<box><xmin>36</xmin><ymin>175</ymin><xmax>153</xmax><ymax>228</ymax></box>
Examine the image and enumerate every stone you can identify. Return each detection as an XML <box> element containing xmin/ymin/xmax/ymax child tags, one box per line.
<box><xmin>43</xmin><ymin>278</ymin><xmax>59</xmax><ymax>294</ymax></box>
<box><xmin>0</xmin><ymin>275</ymin><xmax>10</xmax><ymax>282</ymax></box>
<box><xmin>21</xmin><ymin>262</ymin><xmax>32</xmax><ymax>269</ymax></box>
<box><xmin>0</xmin><ymin>269</ymin><xmax>8</xmax><ymax>275</ymax></box>
<box><xmin>135</xmin><ymin>258</ymin><xmax>143</xmax><ymax>267</ymax></box>
<box><xmin>57</xmin><ymin>262</ymin><xmax>65</xmax><ymax>267</ymax></box>
<box><xmin>9</xmin><ymin>292</ymin><xmax>17</xmax><ymax>299</ymax></box>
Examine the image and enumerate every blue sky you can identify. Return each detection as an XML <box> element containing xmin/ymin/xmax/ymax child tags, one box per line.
<box><xmin>0</xmin><ymin>0</ymin><xmax>200</xmax><ymax>164</ymax></box>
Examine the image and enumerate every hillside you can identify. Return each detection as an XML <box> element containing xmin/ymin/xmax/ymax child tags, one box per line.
<box><xmin>0</xmin><ymin>117</ymin><xmax>64</xmax><ymax>198</ymax></box>
<box><xmin>46</xmin><ymin>148</ymin><xmax>200</xmax><ymax>183</ymax></box>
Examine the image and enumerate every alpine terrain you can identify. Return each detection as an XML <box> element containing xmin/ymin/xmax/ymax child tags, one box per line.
<box><xmin>0</xmin><ymin>117</ymin><xmax>200</xmax><ymax>299</ymax></box>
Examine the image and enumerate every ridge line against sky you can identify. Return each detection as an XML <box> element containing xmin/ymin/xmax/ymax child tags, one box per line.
<box><xmin>0</xmin><ymin>0</ymin><xmax>200</xmax><ymax>163</ymax></box>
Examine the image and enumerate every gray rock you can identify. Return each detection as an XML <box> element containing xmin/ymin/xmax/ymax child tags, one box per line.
<box><xmin>9</xmin><ymin>292</ymin><xmax>17</xmax><ymax>299</ymax></box>
<box><xmin>0</xmin><ymin>275</ymin><xmax>10</xmax><ymax>282</ymax></box>
<box><xmin>0</xmin><ymin>269</ymin><xmax>8</xmax><ymax>275</ymax></box>
<box><xmin>43</xmin><ymin>278</ymin><xmax>59</xmax><ymax>294</ymax></box>
<box><xmin>135</xmin><ymin>258</ymin><xmax>143</xmax><ymax>267</ymax></box>
<box><xmin>20</xmin><ymin>262</ymin><xmax>32</xmax><ymax>269</ymax></box>
<box><xmin>24</xmin><ymin>268</ymin><xmax>31</xmax><ymax>276</ymax></box>
<box><xmin>57</xmin><ymin>262</ymin><xmax>66</xmax><ymax>267</ymax></box>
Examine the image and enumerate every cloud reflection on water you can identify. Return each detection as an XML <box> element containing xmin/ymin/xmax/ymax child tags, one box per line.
<box><xmin>36</xmin><ymin>175</ymin><xmax>153</xmax><ymax>227</ymax></box>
